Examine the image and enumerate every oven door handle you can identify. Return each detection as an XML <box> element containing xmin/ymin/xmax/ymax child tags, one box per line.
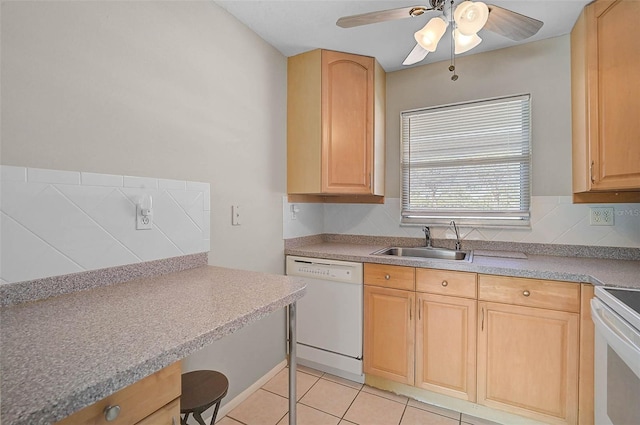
<box><xmin>591</xmin><ymin>298</ymin><xmax>640</xmax><ymax>379</ymax></box>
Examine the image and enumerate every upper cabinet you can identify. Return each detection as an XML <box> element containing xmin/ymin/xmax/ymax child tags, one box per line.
<box><xmin>287</xmin><ymin>49</ymin><xmax>385</xmax><ymax>203</ymax></box>
<box><xmin>571</xmin><ymin>0</ymin><xmax>640</xmax><ymax>203</ymax></box>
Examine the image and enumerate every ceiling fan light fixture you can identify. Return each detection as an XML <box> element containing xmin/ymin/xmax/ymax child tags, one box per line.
<box><xmin>454</xmin><ymin>29</ymin><xmax>482</xmax><ymax>54</ymax></box>
<box><xmin>414</xmin><ymin>16</ymin><xmax>449</xmax><ymax>52</ymax></box>
<box><xmin>454</xmin><ymin>1</ymin><xmax>489</xmax><ymax>36</ymax></box>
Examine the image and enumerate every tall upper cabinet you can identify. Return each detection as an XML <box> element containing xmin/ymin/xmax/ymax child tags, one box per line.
<box><xmin>287</xmin><ymin>49</ymin><xmax>385</xmax><ymax>203</ymax></box>
<box><xmin>571</xmin><ymin>0</ymin><xmax>640</xmax><ymax>203</ymax></box>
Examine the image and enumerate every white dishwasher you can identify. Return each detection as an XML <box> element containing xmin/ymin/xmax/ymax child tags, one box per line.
<box><xmin>286</xmin><ymin>255</ymin><xmax>364</xmax><ymax>382</ymax></box>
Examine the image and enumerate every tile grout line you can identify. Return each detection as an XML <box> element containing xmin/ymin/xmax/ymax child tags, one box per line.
<box><xmin>225</xmin><ymin>366</ymin><xmax>479</xmax><ymax>425</ymax></box>
<box><xmin>339</xmin><ymin>379</ymin><xmax>364</xmax><ymax>424</ymax></box>
<box><xmin>397</xmin><ymin>402</ymin><xmax>409</xmax><ymax>425</ymax></box>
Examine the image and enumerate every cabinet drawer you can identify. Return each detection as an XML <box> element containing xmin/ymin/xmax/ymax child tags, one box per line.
<box><xmin>416</xmin><ymin>269</ymin><xmax>477</xmax><ymax>298</ymax></box>
<box><xmin>55</xmin><ymin>361</ymin><xmax>181</xmax><ymax>425</ymax></box>
<box><xmin>364</xmin><ymin>263</ymin><xmax>415</xmax><ymax>291</ymax></box>
<box><xmin>135</xmin><ymin>398</ymin><xmax>180</xmax><ymax>425</ymax></box>
<box><xmin>478</xmin><ymin>275</ymin><xmax>580</xmax><ymax>313</ymax></box>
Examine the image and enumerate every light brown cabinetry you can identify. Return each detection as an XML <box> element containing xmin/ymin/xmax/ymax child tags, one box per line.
<box><xmin>55</xmin><ymin>361</ymin><xmax>181</xmax><ymax>425</ymax></box>
<box><xmin>415</xmin><ymin>269</ymin><xmax>477</xmax><ymax>402</ymax></box>
<box><xmin>363</xmin><ymin>284</ymin><xmax>415</xmax><ymax>384</ymax></box>
<box><xmin>287</xmin><ymin>49</ymin><xmax>385</xmax><ymax>203</ymax></box>
<box><xmin>363</xmin><ymin>263</ymin><xmax>415</xmax><ymax>290</ymax></box>
<box><xmin>571</xmin><ymin>0</ymin><xmax>640</xmax><ymax>202</ymax></box>
<box><xmin>416</xmin><ymin>293</ymin><xmax>477</xmax><ymax>401</ymax></box>
<box><xmin>364</xmin><ymin>265</ymin><xmax>591</xmax><ymax>425</ymax></box>
<box><xmin>363</xmin><ymin>264</ymin><xmax>476</xmax><ymax>401</ymax></box>
<box><xmin>477</xmin><ymin>275</ymin><xmax>580</xmax><ymax>425</ymax></box>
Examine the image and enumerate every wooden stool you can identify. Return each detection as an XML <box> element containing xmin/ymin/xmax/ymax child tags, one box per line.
<box><xmin>180</xmin><ymin>370</ymin><xmax>229</xmax><ymax>425</ymax></box>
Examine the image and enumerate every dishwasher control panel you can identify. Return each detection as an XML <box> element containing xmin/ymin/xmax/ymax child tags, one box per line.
<box><xmin>286</xmin><ymin>256</ymin><xmax>363</xmax><ymax>284</ymax></box>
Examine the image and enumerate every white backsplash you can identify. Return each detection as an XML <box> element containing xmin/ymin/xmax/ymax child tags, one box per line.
<box><xmin>1</xmin><ymin>166</ymin><xmax>210</xmax><ymax>284</ymax></box>
<box><xmin>284</xmin><ymin>196</ymin><xmax>640</xmax><ymax>248</ymax></box>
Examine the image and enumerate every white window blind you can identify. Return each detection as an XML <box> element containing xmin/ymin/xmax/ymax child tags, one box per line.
<box><xmin>401</xmin><ymin>94</ymin><xmax>531</xmax><ymax>227</ymax></box>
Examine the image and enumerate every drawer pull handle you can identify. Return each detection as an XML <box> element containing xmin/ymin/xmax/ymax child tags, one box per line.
<box><xmin>104</xmin><ymin>405</ymin><xmax>121</xmax><ymax>421</ymax></box>
<box><xmin>385</xmin><ymin>274</ymin><xmax>391</xmax><ymax>280</ymax></box>
<box><xmin>523</xmin><ymin>290</ymin><xmax>531</xmax><ymax>297</ymax></box>
<box><xmin>441</xmin><ymin>280</ymin><xmax>448</xmax><ymax>287</ymax></box>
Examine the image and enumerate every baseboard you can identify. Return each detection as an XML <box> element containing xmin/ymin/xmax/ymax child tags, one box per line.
<box><xmin>198</xmin><ymin>359</ymin><xmax>287</xmax><ymax>424</ymax></box>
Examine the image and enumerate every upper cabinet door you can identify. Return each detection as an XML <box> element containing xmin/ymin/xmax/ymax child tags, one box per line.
<box><xmin>321</xmin><ymin>51</ymin><xmax>374</xmax><ymax>194</ymax></box>
<box><xmin>591</xmin><ymin>0</ymin><xmax>640</xmax><ymax>190</ymax></box>
<box><xmin>572</xmin><ymin>0</ymin><xmax>640</xmax><ymax>201</ymax></box>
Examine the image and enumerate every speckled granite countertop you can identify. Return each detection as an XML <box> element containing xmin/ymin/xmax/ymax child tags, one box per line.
<box><xmin>285</xmin><ymin>242</ymin><xmax>640</xmax><ymax>289</ymax></box>
<box><xmin>0</xmin><ymin>266</ymin><xmax>306</xmax><ymax>425</ymax></box>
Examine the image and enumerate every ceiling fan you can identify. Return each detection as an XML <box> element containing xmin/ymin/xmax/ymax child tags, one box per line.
<box><xmin>337</xmin><ymin>0</ymin><xmax>543</xmax><ymax>75</ymax></box>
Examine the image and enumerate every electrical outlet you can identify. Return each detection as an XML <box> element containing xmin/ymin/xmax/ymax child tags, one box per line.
<box><xmin>590</xmin><ymin>207</ymin><xmax>614</xmax><ymax>226</ymax></box>
<box><xmin>136</xmin><ymin>204</ymin><xmax>153</xmax><ymax>230</ymax></box>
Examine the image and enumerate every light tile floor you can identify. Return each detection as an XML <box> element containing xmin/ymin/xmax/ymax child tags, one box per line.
<box><xmin>219</xmin><ymin>366</ymin><xmax>499</xmax><ymax>425</ymax></box>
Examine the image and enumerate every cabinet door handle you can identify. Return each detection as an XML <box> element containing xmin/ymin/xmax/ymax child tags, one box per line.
<box><xmin>384</xmin><ymin>274</ymin><xmax>390</xmax><ymax>280</ymax></box>
<box><xmin>481</xmin><ymin>307</ymin><xmax>484</xmax><ymax>332</ymax></box>
<box><xmin>590</xmin><ymin>161</ymin><xmax>596</xmax><ymax>184</ymax></box>
<box><xmin>523</xmin><ymin>290</ymin><xmax>530</xmax><ymax>297</ymax></box>
<box><xmin>418</xmin><ymin>302</ymin><xmax>421</xmax><ymax>320</ymax></box>
<box><xmin>409</xmin><ymin>303</ymin><xmax>412</xmax><ymax>320</ymax></box>
<box><xmin>103</xmin><ymin>405</ymin><xmax>120</xmax><ymax>422</ymax></box>
<box><xmin>172</xmin><ymin>417</ymin><xmax>177</xmax><ymax>425</ymax></box>
<box><xmin>441</xmin><ymin>280</ymin><xmax>448</xmax><ymax>287</ymax></box>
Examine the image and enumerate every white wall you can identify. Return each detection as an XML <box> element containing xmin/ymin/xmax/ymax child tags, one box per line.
<box><xmin>1</xmin><ymin>1</ymin><xmax>287</xmax><ymax>405</ymax></box>
<box><xmin>386</xmin><ymin>35</ymin><xmax>573</xmax><ymax>198</ymax></box>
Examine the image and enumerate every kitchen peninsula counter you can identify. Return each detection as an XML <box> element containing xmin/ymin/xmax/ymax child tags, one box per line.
<box><xmin>0</xmin><ymin>266</ymin><xmax>306</xmax><ymax>425</ymax></box>
<box><xmin>285</xmin><ymin>241</ymin><xmax>640</xmax><ymax>290</ymax></box>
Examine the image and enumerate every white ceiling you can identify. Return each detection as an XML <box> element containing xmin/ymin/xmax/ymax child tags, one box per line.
<box><xmin>214</xmin><ymin>0</ymin><xmax>590</xmax><ymax>72</ymax></box>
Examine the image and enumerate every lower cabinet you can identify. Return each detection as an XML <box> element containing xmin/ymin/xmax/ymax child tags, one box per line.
<box><xmin>477</xmin><ymin>302</ymin><xmax>579</xmax><ymax>425</ymax></box>
<box><xmin>363</xmin><ymin>265</ymin><xmax>477</xmax><ymax>400</ymax></box>
<box><xmin>416</xmin><ymin>293</ymin><xmax>477</xmax><ymax>402</ymax></box>
<box><xmin>363</xmin><ymin>285</ymin><xmax>415</xmax><ymax>385</ymax></box>
<box><xmin>363</xmin><ymin>263</ymin><xmax>588</xmax><ymax>425</ymax></box>
<box><xmin>135</xmin><ymin>398</ymin><xmax>180</xmax><ymax>425</ymax></box>
<box><xmin>55</xmin><ymin>361</ymin><xmax>181</xmax><ymax>425</ymax></box>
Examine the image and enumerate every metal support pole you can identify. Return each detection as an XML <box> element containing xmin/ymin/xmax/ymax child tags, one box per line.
<box><xmin>288</xmin><ymin>302</ymin><xmax>297</xmax><ymax>425</ymax></box>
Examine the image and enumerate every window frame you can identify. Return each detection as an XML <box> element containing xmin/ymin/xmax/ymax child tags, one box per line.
<box><xmin>400</xmin><ymin>94</ymin><xmax>532</xmax><ymax>228</ymax></box>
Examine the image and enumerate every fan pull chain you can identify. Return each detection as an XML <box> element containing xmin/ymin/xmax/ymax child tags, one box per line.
<box><xmin>449</xmin><ymin>0</ymin><xmax>458</xmax><ymax>81</ymax></box>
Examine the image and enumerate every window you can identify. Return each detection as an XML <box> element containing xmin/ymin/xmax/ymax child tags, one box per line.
<box><xmin>401</xmin><ymin>94</ymin><xmax>531</xmax><ymax>227</ymax></box>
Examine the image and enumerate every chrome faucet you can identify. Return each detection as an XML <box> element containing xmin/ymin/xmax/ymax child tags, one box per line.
<box><xmin>450</xmin><ymin>220</ymin><xmax>462</xmax><ymax>251</ymax></box>
<box><xmin>423</xmin><ymin>226</ymin><xmax>432</xmax><ymax>248</ymax></box>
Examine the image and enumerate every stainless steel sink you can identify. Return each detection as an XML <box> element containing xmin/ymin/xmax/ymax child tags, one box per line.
<box><xmin>371</xmin><ymin>246</ymin><xmax>473</xmax><ymax>262</ymax></box>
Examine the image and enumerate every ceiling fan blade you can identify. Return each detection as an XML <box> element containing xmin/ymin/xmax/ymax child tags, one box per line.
<box><xmin>484</xmin><ymin>5</ymin><xmax>544</xmax><ymax>41</ymax></box>
<box><xmin>403</xmin><ymin>44</ymin><xmax>429</xmax><ymax>66</ymax></box>
<box><xmin>337</xmin><ymin>6</ymin><xmax>430</xmax><ymax>28</ymax></box>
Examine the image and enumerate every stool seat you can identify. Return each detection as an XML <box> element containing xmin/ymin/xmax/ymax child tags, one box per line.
<box><xmin>181</xmin><ymin>370</ymin><xmax>229</xmax><ymax>425</ymax></box>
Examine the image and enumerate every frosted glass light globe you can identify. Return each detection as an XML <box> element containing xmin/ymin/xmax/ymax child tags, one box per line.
<box><xmin>414</xmin><ymin>17</ymin><xmax>449</xmax><ymax>52</ymax></box>
<box><xmin>454</xmin><ymin>1</ymin><xmax>489</xmax><ymax>36</ymax></box>
<box><xmin>454</xmin><ymin>29</ymin><xmax>482</xmax><ymax>54</ymax></box>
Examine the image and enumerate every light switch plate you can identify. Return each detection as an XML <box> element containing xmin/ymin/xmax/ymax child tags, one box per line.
<box><xmin>232</xmin><ymin>205</ymin><xmax>241</xmax><ymax>226</ymax></box>
<box><xmin>590</xmin><ymin>207</ymin><xmax>614</xmax><ymax>226</ymax></box>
